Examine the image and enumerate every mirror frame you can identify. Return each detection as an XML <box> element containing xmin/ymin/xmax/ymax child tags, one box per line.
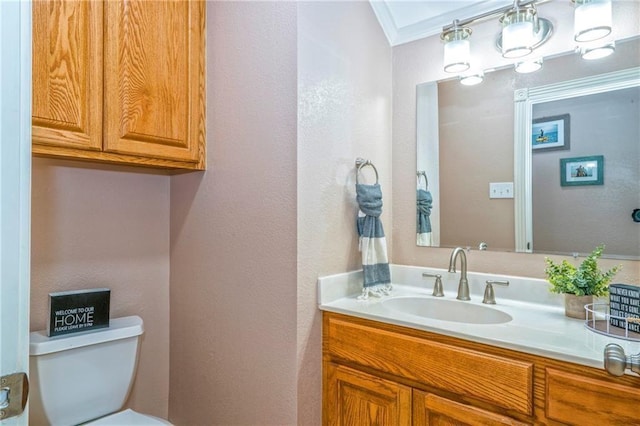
<box><xmin>513</xmin><ymin>67</ymin><xmax>640</xmax><ymax>254</ymax></box>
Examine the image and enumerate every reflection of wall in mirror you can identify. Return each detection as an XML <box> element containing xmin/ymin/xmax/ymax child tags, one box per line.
<box><xmin>437</xmin><ymin>73</ymin><xmax>515</xmax><ymax>251</ymax></box>
<box><xmin>434</xmin><ymin>38</ymin><xmax>640</xmax><ymax>255</ymax></box>
<box><xmin>532</xmin><ymin>87</ymin><xmax>640</xmax><ymax>257</ymax></box>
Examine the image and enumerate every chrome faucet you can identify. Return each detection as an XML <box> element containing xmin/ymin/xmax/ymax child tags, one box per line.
<box><xmin>448</xmin><ymin>247</ymin><xmax>470</xmax><ymax>300</ymax></box>
<box><xmin>423</xmin><ymin>273</ymin><xmax>444</xmax><ymax>297</ymax></box>
<box><xmin>482</xmin><ymin>280</ymin><xmax>509</xmax><ymax>304</ymax></box>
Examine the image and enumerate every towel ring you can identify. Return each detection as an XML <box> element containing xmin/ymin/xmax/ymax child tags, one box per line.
<box><xmin>355</xmin><ymin>158</ymin><xmax>379</xmax><ymax>184</ymax></box>
<box><xmin>417</xmin><ymin>171</ymin><xmax>428</xmax><ymax>189</ymax></box>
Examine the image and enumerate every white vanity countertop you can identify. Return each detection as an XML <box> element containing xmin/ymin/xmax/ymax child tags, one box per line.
<box><xmin>318</xmin><ymin>265</ymin><xmax>640</xmax><ymax>374</ymax></box>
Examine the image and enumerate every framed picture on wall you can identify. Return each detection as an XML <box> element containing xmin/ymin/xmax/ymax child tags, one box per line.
<box><xmin>532</xmin><ymin>114</ymin><xmax>570</xmax><ymax>151</ymax></box>
<box><xmin>560</xmin><ymin>155</ymin><xmax>604</xmax><ymax>186</ymax></box>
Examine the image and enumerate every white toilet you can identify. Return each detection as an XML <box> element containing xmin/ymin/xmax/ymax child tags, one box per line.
<box><xmin>29</xmin><ymin>316</ymin><xmax>171</xmax><ymax>425</ymax></box>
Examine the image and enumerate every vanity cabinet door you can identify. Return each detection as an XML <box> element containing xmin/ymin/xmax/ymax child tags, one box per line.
<box><xmin>546</xmin><ymin>368</ymin><xmax>640</xmax><ymax>425</ymax></box>
<box><xmin>324</xmin><ymin>363</ymin><xmax>412</xmax><ymax>426</ymax></box>
<box><xmin>413</xmin><ymin>391</ymin><xmax>531</xmax><ymax>426</ymax></box>
<box><xmin>32</xmin><ymin>0</ymin><xmax>103</xmax><ymax>151</ymax></box>
<box><xmin>103</xmin><ymin>0</ymin><xmax>205</xmax><ymax>166</ymax></box>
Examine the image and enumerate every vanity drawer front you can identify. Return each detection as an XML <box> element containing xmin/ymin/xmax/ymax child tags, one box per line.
<box><xmin>546</xmin><ymin>368</ymin><xmax>640</xmax><ymax>425</ymax></box>
<box><xmin>325</xmin><ymin>314</ymin><xmax>533</xmax><ymax>416</ymax></box>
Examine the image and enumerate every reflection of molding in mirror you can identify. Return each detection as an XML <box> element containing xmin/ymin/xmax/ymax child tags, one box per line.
<box><xmin>514</xmin><ymin>67</ymin><xmax>640</xmax><ymax>260</ymax></box>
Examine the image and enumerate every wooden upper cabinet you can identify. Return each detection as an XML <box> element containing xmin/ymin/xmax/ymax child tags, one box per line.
<box><xmin>104</xmin><ymin>0</ymin><xmax>204</xmax><ymax>164</ymax></box>
<box><xmin>32</xmin><ymin>0</ymin><xmax>206</xmax><ymax>171</ymax></box>
<box><xmin>32</xmin><ymin>0</ymin><xmax>103</xmax><ymax>151</ymax></box>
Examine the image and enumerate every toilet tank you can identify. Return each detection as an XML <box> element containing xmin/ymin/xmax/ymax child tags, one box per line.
<box><xmin>29</xmin><ymin>316</ymin><xmax>144</xmax><ymax>426</ymax></box>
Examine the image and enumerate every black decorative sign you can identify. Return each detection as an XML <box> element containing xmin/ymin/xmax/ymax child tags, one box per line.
<box><xmin>47</xmin><ymin>288</ymin><xmax>110</xmax><ymax>337</ymax></box>
<box><xmin>609</xmin><ymin>284</ymin><xmax>640</xmax><ymax>333</ymax></box>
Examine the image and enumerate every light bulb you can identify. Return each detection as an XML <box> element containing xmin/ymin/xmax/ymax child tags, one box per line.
<box><xmin>574</xmin><ymin>0</ymin><xmax>612</xmax><ymax>42</ymax></box>
<box><xmin>442</xmin><ymin>25</ymin><xmax>472</xmax><ymax>74</ymax></box>
<box><xmin>501</xmin><ymin>7</ymin><xmax>537</xmax><ymax>59</ymax></box>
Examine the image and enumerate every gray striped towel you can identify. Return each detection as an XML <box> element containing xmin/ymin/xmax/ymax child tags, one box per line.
<box><xmin>356</xmin><ymin>183</ymin><xmax>391</xmax><ymax>298</ymax></box>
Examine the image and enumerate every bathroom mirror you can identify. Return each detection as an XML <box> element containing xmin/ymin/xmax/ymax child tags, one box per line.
<box><xmin>416</xmin><ymin>37</ymin><xmax>640</xmax><ymax>259</ymax></box>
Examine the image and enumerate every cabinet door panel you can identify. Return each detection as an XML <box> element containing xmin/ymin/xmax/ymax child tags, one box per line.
<box><xmin>546</xmin><ymin>368</ymin><xmax>640</xmax><ymax>425</ymax></box>
<box><xmin>104</xmin><ymin>0</ymin><xmax>204</xmax><ymax>164</ymax></box>
<box><xmin>32</xmin><ymin>0</ymin><xmax>102</xmax><ymax>150</ymax></box>
<box><xmin>325</xmin><ymin>363</ymin><xmax>411</xmax><ymax>426</ymax></box>
<box><xmin>413</xmin><ymin>391</ymin><xmax>530</xmax><ymax>426</ymax></box>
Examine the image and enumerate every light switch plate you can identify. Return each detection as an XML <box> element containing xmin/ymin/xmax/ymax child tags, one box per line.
<box><xmin>489</xmin><ymin>182</ymin><xmax>514</xmax><ymax>199</ymax></box>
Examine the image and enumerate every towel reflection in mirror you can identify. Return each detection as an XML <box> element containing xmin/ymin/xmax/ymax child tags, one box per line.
<box><xmin>417</xmin><ymin>171</ymin><xmax>433</xmax><ymax>246</ymax></box>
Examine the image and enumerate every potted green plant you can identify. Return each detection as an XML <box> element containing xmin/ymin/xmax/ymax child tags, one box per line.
<box><xmin>545</xmin><ymin>245</ymin><xmax>621</xmax><ymax>319</ymax></box>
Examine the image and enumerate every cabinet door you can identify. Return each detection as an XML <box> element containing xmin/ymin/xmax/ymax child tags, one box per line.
<box><xmin>32</xmin><ymin>0</ymin><xmax>103</xmax><ymax>150</ymax></box>
<box><xmin>104</xmin><ymin>0</ymin><xmax>204</xmax><ymax>165</ymax></box>
<box><xmin>413</xmin><ymin>391</ymin><xmax>530</xmax><ymax>426</ymax></box>
<box><xmin>546</xmin><ymin>368</ymin><xmax>640</xmax><ymax>425</ymax></box>
<box><xmin>325</xmin><ymin>363</ymin><xmax>411</xmax><ymax>426</ymax></box>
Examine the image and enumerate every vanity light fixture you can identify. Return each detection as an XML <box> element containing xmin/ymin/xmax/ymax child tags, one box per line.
<box><xmin>459</xmin><ymin>72</ymin><xmax>484</xmax><ymax>86</ymax></box>
<box><xmin>573</xmin><ymin>0</ymin><xmax>612</xmax><ymax>42</ymax></box>
<box><xmin>500</xmin><ymin>2</ymin><xmax>538</xmax><ymax>59</ymax></box>
<box><xmin>515</xmin><ymin>58</ymin><xmax>543</xmax><ymax>73</ymax></box>
<box><xmin>495</xmin><ymin>17</ymin><xmax>553</xmax><ymax>56</ymax></box>
<box><xmin>438</xmin><ymin>0</ymin><xmax>610</xmax><ymax>78</ymax></box>
<box><xmin>441</xmin><ymin>0</ymin><xmax>553</xmax><ymax>74</ymax></box>
<box><xmin>580</xmin><ymin>41</ymin><xmax>615</xmax><ymax>60</ymax></box>
<box><xmin>441</xmin><ymin>20</ymin><xmax>472</xmax><ymax>73</ymax></box>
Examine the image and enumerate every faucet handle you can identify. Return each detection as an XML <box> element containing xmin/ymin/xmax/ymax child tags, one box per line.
<box><xmin>483</xmin><ymin>280</ymin><xmax>509</xmax><ymax>304</ymax></box>
<box><xmin>423</xmin><ymin>273</ymin><xmax>444</xmax><ymax>297</ymax></box>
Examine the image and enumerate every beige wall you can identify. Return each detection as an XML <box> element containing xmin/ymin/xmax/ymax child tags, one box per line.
<box><xmin>169</xmin><ymin>2</ymin><xmax>298</xmax><ymax>424</ymax></box>
<box><xmin>168</xmin><ymin>1</ymin><xmax>390</xmax><ymax>424</ymax></box>
<box><xmin>297</xmin><ymin>2</ymin><xmax>392</xmax><ymax>424</ymax></box>
<box><xmin>391</xmin><ymin>2</ymin><xmax>640</xmax><ymax>284</ymax></box>
<box><xmin>31</xmin><ymin>158</ymin><xmax>170</xmax><ymax>418</ymax></box>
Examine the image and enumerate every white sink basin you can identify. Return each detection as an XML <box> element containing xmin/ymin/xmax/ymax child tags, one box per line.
<box><xmin>382</xmin><ymin>296</ymin><xmax>513</xmax><ymax>325</ymax></box>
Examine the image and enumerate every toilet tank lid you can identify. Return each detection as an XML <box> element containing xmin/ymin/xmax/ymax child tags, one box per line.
<box><xmin>29</xmin><ymin>315</ymin><xmax>144</xmax><ymax>356</ymax></box>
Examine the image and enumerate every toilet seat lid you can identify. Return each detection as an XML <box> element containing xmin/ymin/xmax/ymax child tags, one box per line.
<box><xmin>87</xmin><ymin>409</ymin><xmax>172</xmax><ymax>425</ymax></box>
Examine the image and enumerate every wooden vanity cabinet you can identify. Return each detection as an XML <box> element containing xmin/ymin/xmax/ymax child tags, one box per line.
<box><xmin>323</xmin><ymin>311</ymin><xmax>640</xmax><ymax>425</ymax></box>
<box><xmin>32</xmin><ymin>0</ymin><xmax>205</xmax><ymax>171</ymax></box>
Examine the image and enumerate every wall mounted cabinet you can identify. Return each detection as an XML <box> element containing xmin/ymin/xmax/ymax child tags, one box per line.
<box><xmin>32</xmin><ymin>0</ymin><xmax>205</xmax><ymax>171</ymax></box>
